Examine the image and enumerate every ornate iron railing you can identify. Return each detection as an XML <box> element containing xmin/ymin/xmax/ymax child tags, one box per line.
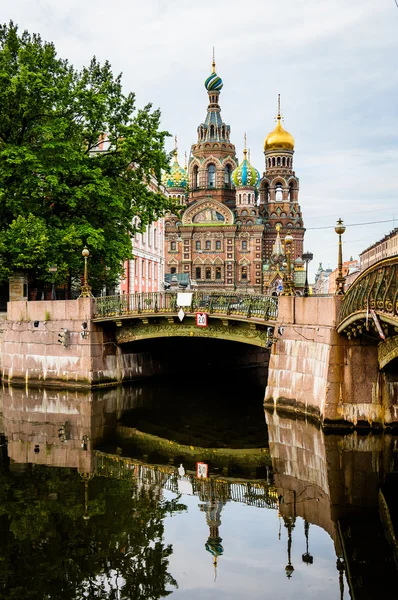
<box><xmin>95</xmin><ymin>452</ymin><xmax>279</xmax><ymax>510</ymax></box>
<box><xmin>93</xmin><ymin>291</ymin><xmax>278</xmax><ymax>321</ymax></box>
<box><xmin>338</xmin><ymin>257</ymin><xmax>398</xmax><ymax>325</ymax></box>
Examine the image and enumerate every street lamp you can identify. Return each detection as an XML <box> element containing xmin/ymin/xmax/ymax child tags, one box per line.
<box><xmin>79</xmin><ymin>246</ymin><xmax>93</xmax><ymax>298</ymax></box>
<box><xmin>334</xmin><ymin>218</ymin><xmax>346</xmax><ymax>295</ymax></box>
<box><xmin>302</xmin><ymin>252</ymin><xmax>313</xmax><ymax>297</ymax></box>
<box><xmin>282</xmin><ymin>232</ymin><xmax>294</xmax><ymax>296</ymax></box>
<box><xmin>49</xmin><ymin>264</ymin><xmax>57</xmax><ymax>300</ymax></box>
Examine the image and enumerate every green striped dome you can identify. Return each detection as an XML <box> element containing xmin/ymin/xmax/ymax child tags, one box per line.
<box><xmin>231</xmin><ymin>150</ymin><xmax>260</xmax><ymax>188</ymax></box>
<box><xmin>205</xmin><ymin>71</ymin><xmax>223</xmax><ymax>92</ymax></box>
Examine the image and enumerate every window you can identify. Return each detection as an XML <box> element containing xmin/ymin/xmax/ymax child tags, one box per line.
<box><xmin>170</xmin><ymin>267</ymin><xmax>176</xmax><ymax>274</ymax></box>
<box><xmin>196</xmin><ymin>241</ymin><xmax>201</xmax><ymax>250</ymax></box>
<box><xmin>205</xmin><ymin>240</ymin><xmax>211</xmax><ymax>250</ymax></box>
<box><xmin>210</xmin><ymin>125</ymin><xmax>215</xmax><ymax>137</ymax></box>
<box><xmin>216</xmin><ymin>267</ymin><xmax>222</xmax><ymax>280</ymax></box>
<box><xmin>193</xmin><ymin>165</ymin><xmax>199</xmax><ymax>189</ymax></box>
<box><xmin>216</xmin><ymin>240</ymin><xmax>221</xmax><ymax>250</ymax></box>
<box><xmin>208</xmin><ymin>164</ymin><xmax>215</xmax><ymax>187</ymax></box>
<box><xmin>154</xmin><ymin>228</ymin><xmax>157</xmax><ymax>249</ymax></box>
<box><xmin>195</xmin><ymin>267</ymin><xmax>201</xmax><ymax>280</ymax></box>
<box><xmin>275</xmin><ymin>182</ymin><xmax>283</xmax><ymax>202</ymax></box>
<box><xmin>171</xmin><ymin>241</ymin><xmax>176</xmax><ymax>251</ymax></box>
<box><xmin>205</xmin><ymin>267</ymin><xmax>211</xmax><ymax>280</ymax></box>
<box><xmin>242</xmin><ymin>240</ymin><xmax>248</xmax><ymax>250</ymax></box>
<box><xmin>224</xmin><ymin>165</ymin><xmax>231</xmax><ymax>188</ymax></box>
<box><xmin>241</xmin><ymin>266</ymin><xmax>248</xmax><ymax>280</ymax></box>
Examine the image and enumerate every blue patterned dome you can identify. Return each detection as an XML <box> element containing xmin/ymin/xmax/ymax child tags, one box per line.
<box><xmin>162</xmin><ymin>152</ymin><xmax>188</xmax><ymax>189</ymax></box>
<box><xmin>232</xmin><ymin>149</ymin><xmax>260</xmax><ymax>188</ymax></box>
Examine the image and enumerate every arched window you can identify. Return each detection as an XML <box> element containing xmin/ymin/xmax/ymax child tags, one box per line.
<box><xmin>193</xmin><ymin>165</ymin><xmax>199</xmax><ymax>190</ymax></box>
<box><xmin>216</xmin><ymin>267</ymin><xmax>222</xmax><ymax>280</ymax></box>
<box><xmin>170</xmin><ymin>241</ymin><xmax>176</xmax><ymax>251</ymax></box>
<box><xmin>224</xmin><ymin>164</ymin><xmax>231</xmax><ymax>188</ymax></box>
<box><xmin>195</xmin><ymin>267</ymin><xmax>201</xmax><ymax>280</ymax></box>
<box><xmin>275</xmin><ymin>182</ymin><xmax>283</xmax><ymax>202</ymax></box>
<box><xmin>196</xmin><ymin>241</ymin><xmax>201</xmax><ymax>250</ymax></box>
<box><xmin>242</xmin><ymin>240</ymin><xmax>248</xmax><ymax>250</ymax></box>
<box><xmin>277</xmin><ymin>157</ymin><xmax>281</xmax><ymax>166</ymax></box>
<box><xmin>288</xmin><ymin>182</ymin><xmax>295</xmax><ymax>201</ymax></box>
<box><xmin>205</xmin><ymin>267</ymin><xmax>212</xmax><ymax>280</ymax></box>
<box><xmin>243</xmin><ymin>193</ymin><xmax>247</xmax><ymax>203</ymax></box>
<box><xmin>216</xmin><ymin>240</ymin><xmax>221</xmax><ymax>250</ymax></box>
<box><xmin>247</xmin><ymin>193</ymin><xmax>251</xmax><ymax>204</ymax></box>
<box><xmin>241</xmin><ymin>266</ymin><xmax>248</xmax><ymax>280</ymax></box>
<box><xmin>205</xmin><ymin>240</ymin><xmax>211</xmax><ymax>250</ymax></box>
<box><xmin>239</xmin><ymin>193</ymin><xmax>242</xmax><ymax>204</ymax></box>
<box><xmin>272</xmin><ymin>157</ymin><xmax>276</xmax><ymax>167</ymax></box>
<box><xmin>208</xmin><ymin>164</ymin><xmax>215</xmax><ymax>187</ymax></box>
<box><xmin>282</xmin><ymin>157</ymin><xmax>286</xmax><ymax>167</ymax></box>
<box><xmin>210</xmin><ymin>125</ymin><xmax>215</xmax><ymax>138</ymax></box>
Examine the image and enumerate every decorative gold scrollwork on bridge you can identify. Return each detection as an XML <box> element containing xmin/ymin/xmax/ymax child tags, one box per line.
<box><xmin>338</xmin><ymin>257</ymin><xmax>398</xmax><ymax>339</ymax></box>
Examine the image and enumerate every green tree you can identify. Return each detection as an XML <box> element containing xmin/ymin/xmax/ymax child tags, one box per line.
<box><xmin>0</xmin><ymin>22</ymin><xmax>177</xmax><ymax>294</ymax></box>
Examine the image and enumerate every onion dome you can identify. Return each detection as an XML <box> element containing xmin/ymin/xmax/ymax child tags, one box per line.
<box><xmin>204</xmin><ymin>52</ymin><xmax>223</xmax><ymax>92</ymax></box>
<box><xmin>162</xmin><ymin>139</ymin><xmax>188</xmax><ymax>189</ymax></box>
<box><xmin>232</xmin><ymin>147</ymin><xmax>260</xmax><ymax>188</ymax></box>
<box><xmin>264</xmin><ymin>95</ymin><xmax>295</xmax><ymax>151</ymax></box>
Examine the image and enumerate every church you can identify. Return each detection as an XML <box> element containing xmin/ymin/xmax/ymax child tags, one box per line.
<box><xmin>163</xmin><ymin>56</ymin><xmax>306</xmax><ymax>294</ymax></box>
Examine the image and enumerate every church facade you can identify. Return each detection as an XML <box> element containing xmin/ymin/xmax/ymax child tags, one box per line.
<box><xmin>163</xmin><ymin>58</ymin><xmax>305</xmax><ymax>294</ymax></box>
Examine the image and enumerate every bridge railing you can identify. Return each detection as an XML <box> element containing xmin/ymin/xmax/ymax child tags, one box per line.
<box><xmin>93</xmin><ymin>291</ymin><xmax>278</xmax><ymax>321</ymax></box>
<box><xmin>338</xmin><ymin>256</ymin><xmax>398</xmax><ymax>325</ymax></box>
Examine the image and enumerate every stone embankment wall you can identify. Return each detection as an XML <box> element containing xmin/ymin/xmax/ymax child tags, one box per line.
<box><xmin>265</xmin><ymin>296</ymin><xmax>397</xmax><ymax>427</ymax></box>
<box><xmin>1</xmin><ymin>299</ymin><xmax>177</xmax><ymax>388</ymax></box>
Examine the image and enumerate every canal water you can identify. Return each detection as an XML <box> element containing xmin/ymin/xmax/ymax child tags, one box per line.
<box><xmin>0</xmin><ymin>369</ymin><xmax>397</xmax><ymax>599</ymax></box>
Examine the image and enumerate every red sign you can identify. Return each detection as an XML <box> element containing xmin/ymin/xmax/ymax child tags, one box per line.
<box><xmin>196</xmin><ymin>312</ymin><xmax>208</xmax><ymax>327</ymax></box>
<box><xmin>196</xmin><ymin>462</ymin><xmax>208</xmax><ymax>479</ymax></box>
<box><xmin>370</xmin><ymin>309</ymin><xmax>386</xmax><ymax>340</ymax></box>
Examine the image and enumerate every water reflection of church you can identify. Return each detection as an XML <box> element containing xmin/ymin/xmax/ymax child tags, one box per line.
<box><xmin>163</xmin><ymin>55</ymin><xmax>306</xmax><ymax>293</ymax></box>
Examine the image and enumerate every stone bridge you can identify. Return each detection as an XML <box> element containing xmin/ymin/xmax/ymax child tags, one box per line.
<box><xmin>1</xmin><ymin>265</ymin><xmax>397</xmax><ymax>426</ymax></box>
<box><xmin>336</xmin><ymin>256</ymin><xmax>398</xmax><ymax>369</ymax></box>
<box><xmin>92</xmin><ymin>291</ymin><xmax>278</xmax><ymax>348</ymax></box>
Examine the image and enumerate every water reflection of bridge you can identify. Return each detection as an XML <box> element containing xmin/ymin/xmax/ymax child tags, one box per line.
<box><xmin>94</xmin><ymin>451</ymin><xmax>279</xmax><ymax>510</ymax></box>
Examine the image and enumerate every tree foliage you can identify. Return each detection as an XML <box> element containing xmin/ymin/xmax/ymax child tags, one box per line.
<box><xmin>0</xmin><ymin>22</ymin><xmax>177</xmax><ymax>292</ymax></box>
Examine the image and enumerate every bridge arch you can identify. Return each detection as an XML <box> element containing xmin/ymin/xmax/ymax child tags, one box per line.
<box><xmin>336</xmin><ymin>256</ymin><xmax>398</xmax><ymax>368</ymax></box>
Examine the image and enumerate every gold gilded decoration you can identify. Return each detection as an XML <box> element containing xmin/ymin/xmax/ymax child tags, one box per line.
<box><xmin>264</xmin><ymin>95</ymin><xmax>295</xmax><ymax>152</ymax></box>
<box><xmin>378</xmin><ymin>336</ymin><xmax>398</xmax><ymax>369</ymax></box>
<box><xmin>115</xmin><ymin>321</ymin><xmax>268</xmax><ymax>348</ymax></box>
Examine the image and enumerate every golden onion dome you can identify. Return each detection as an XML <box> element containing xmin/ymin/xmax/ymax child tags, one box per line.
<box><xmin>264</xmin><ymin>115</ymin><xmax>295</xmax><ymax>152</ymax></box>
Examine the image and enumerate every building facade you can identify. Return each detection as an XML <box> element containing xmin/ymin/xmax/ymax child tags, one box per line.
<box><xmin>163</xmin><ymin>59</ymin><xmax>306</xmax><ymax>294</ymax></box>
<box><xmin>119</xmin><ymin>177</ymin><xmax>166</xmax><ymax>295</ymax></box>
<box><xmin>328</xmin><ymin>258</ymin><xmax>359</xmax><ymax>295</ymax></box>
<box><xmin>359</xmin><ymin>228</ymin><xmax>398</xmax><ymax>270</ymax></box>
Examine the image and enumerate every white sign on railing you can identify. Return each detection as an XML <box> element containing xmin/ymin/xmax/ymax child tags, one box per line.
<box><xmin>177</xmin><ymin>292</ymin><xmax>193</xmax><ymax>307</ymax></box>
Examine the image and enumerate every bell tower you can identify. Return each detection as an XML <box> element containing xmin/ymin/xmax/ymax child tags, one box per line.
<box><xmin>259</xmin><ymin>95</ymin><xmax>305</xmax><ymax>262</ymax></box>
<box><xmin>188</xmin><ymin>51</ymin><xmax>237</xmax><ymax>207</ymax></box>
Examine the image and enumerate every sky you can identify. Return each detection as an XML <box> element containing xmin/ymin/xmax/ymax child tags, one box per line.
<box><xmin>2</xmin><ymin>0</ymin><xmax>398</xmax><ymax>277</ymax></box>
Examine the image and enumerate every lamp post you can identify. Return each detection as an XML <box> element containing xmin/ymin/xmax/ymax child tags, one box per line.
<box><xmin>49</xmin><ymin>264</ymin><xmax>57</xmax><ymax>300</ymax></box>
<box><xmin>79</xmin><ymin>246</ymin><xmax>93</xmax><ymax>298</ymax></box>
<box><xmin>302</xmin><ymin>251</ymin><xmax>313</xmax><ymax>297</ymax></box>
<box><xmin>282</xmin><ymin>232</ymin><xmax>294</xmax><ymax>296</ymax></box>
<box><xmin>334</xmin><ymin>218</ymin><xmax>346</xmax><ymax>295</ymax></box>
